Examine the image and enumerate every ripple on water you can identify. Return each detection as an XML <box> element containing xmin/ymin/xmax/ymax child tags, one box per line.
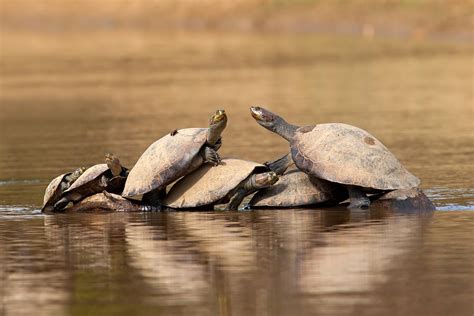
<box><xmin>425</xmin><ymin>187</ymin><xmax>474</xmax><ymax>211</ymax></box>
<box><xmin>0</xmin><ymin>179</ymin><xmax>42</xmax><ymax>186</ymax></box>
<box><xmin>0</xmin><ymin>205</ymin><xmax>43</xmax><ymax>220</ymax></box>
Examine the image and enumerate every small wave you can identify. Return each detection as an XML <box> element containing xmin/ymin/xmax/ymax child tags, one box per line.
<box><xmin>425</xmin><ymin>187</ymin><xmax>474</xmax><ymax>211</ymax></box>
<box><xmin>0</xmin><ymin>179</ymin><xmax>42</xmax><ymax>186</ymax></box>
<box><xmin>436</xmin><ymin>205</ymin><xmax>474</xmax><ymax>211</ymax></box>
<box><xmin>0</xmin><ymin>205</ymin><xmax>43</xmax><ymax>219</ymax></box>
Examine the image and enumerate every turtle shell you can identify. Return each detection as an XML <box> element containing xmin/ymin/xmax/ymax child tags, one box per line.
<box><xmin>371</xmin><ymin>187</ymin><xmax>435</xmax><ymax>211</ymax></box>
<box><xmin>249</xmin><ymin>169</ymin><xmax>346</xmax><ymax>208</ymax></box>
<box><xmin>122</xmin><ymin>128</ymin><xmax>209</xmax><ymax>198</ymax></box>
<box><xmin>164</xmin><ymin>158</ymin><xmax>266</xmax><ymax>208</ymax></box>
<box><xmin>42</xmin><ymin>173</ymin><xmax>69</xmax><ymax>211</ymax></box>
<box><xmin>65</xmin><ymin>164</ymin><xmax>109</xmax><ymax>193</ymax></box>
<box><xmin>291</xmin><ymin>123</ymin><xmax>420</xmax><ymax>190</ymax></box>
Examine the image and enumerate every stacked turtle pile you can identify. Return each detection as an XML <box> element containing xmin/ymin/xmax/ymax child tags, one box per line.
<box><xmin>42</xmin><ymin>108</ymin><xmax>434</xmax><ymax>213</ymax></box>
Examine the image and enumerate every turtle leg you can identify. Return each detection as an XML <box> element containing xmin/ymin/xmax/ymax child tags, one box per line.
<box><xmin>212</xmin><ymin>138</ymin><xmax>222</xmax><ymax>151</ymax></box>
<box><xmin>53</xmin><ymin>197</ymin><xmax>70</xmax><ymax>211</ymax></box>
<box><xmin>347</xmin><ymin>185</ymin><xmax>370</xmax><ymax>209</ymax></box>
<box><xmin>225</xmin><ymin>188</ymin><xmax>248</xmax><ymax>211</ymax></box>
<box><xmin>54</xmin><ymin>192</ymin><xmax>83</xmax><ymax>211</ymax></box>
<box><xmin>264</xmin><ymin>153</ymin><xmax>294</xmax><ymax>175</ymax></box>
<box><xmin>200</xmin><ymin>146</ymin><xmax>221</xmax><ymax>166</ymax></box>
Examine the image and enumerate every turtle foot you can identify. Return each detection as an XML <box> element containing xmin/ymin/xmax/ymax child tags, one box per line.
<box><xmin>53</xmin><ymin>197</ymin><xmax>69</xmax><ymax>211</ymax></box>
<box><xmin>203</xmin><ymin>147</ymin><xmax>221</xmax><ymax>166</ymax></box>
<box><xmin>348</xmin><ymin>197</ymin><xmax>370</xmax><ymax>209</ymax></box>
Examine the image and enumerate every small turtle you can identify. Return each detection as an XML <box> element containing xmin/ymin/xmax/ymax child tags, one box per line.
<box><xmin>250</xmin><ymin>106</ymin><xmax>420</xmax><ymax>209</ymax></box>
<box><xmin>163</xmin><ymin>158</ymin><xmax>279</xmax><ymax>210</ymax></box>
<box><xmin>54</xmin><ymin>153</ymin><xmax>128</xmax><ymax>211</ymax></box>
<box><xmin>122</xmin><ymin>109</ymin><xmax>227</xmax><ymax>205</ymax></box>
<box><xmin>41</xmin><ymin>167</ymin><xmax>87</xmax><ymax>212</ymax></box>
<box><xmin>68</xmin><ymin>192</ymin><xmax>162</xmax><ymax>212</ymax></box>
<box><xmin>249</xmin><ymin>168</ymin><xmax>347</xmax><ymax>208</ymax></box>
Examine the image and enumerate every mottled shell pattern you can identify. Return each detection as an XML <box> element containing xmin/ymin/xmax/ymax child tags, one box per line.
<box><xmin>42</xmin><ymin>173</ymin><xmax>69</xmax><ymax>210</ymax></box>
<box><xmin>291</xmin><ymin>123</ymin><xmax>420</xmax><ymax>190</ymax></box>
<box><xmin>122</xmin><ymin>128</ymin><xmax>208</xmax><ymax>198</ymax></box>
<box><xmin>164</xmin><ymin>158</ymin><xmax>266</xmax><ymax>208</ymax></box>
<box><xmin>65</xmin><ymin>164</ymin><xmax>109</xmax><ymax>193</ymax></box>
<box><xmin>249</xmin><ymin>169</ymin><xmax>345</xmax><ymax>207</ymax></box>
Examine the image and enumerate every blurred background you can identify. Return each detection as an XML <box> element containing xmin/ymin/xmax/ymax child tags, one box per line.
<box><xmin>0</xmin><ymin>0</ymin><xmax>473</xmax><ymax>207</ymax></box>
<box><xmin>1</xmin><ymin>3</ymin><xmax>474</xmax><ymax>316</ymax></box>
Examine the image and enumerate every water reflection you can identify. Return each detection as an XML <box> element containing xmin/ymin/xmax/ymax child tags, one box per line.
<box><xmin>3</xmin><ymin>209</ymin><xmax>473</xmax><ymax>316</ymax></box>
<box><xmin>0</xmin><ymin>28</ymin><xmax>473</xmax><ymax>316</ymax></box>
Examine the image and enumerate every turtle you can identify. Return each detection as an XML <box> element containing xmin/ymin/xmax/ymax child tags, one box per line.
<box><xmin>163</xmin><ymin>158</ymin><xmax>279</xmax><ymax>210</ymax></box>
<box><xmin>249</xmin><ymin>168</ymin><xmax>347</xmax><ymax>208</ymax></box>
<box><xmin>67</xmin><ymin>192</ymin><xmax>162</xmax><ymax>212</ymax></box>
<box><xmin>41</xmin><ymin>167</ymin><xmax>87</xmax><ymax>212</ymax></box>
<box><xmin>250</xmin><ymin>106</ymin><xmax>420</xmax><ymax>209</ymax></box>
<box><xmin>122</xmin><ymin>109</ymin><xmax>227</xmax><ymax>205</ymax></box>
<box><xmin>53</xmin><ymin>153</ymin><xmax>128</xmax><ymax>211</ymax></box>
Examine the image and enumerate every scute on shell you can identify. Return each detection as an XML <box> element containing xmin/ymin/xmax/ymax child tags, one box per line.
<box><xmin>65</xmin><ymin>164</ymin><xmax>109</xmax><ymax>193</ymax></box>
<box><xmin>249</xmin><ymin>169</ymin><xmax>345</xmax><ymax>207</ymax></box>
<box><xmin>291</xmin><ymin>123</ymin><xmax>420</xmax><ymax>190</ymax></box>
<box><xmin>42</xmin><ymin>173</ymin><xmax>68</xmax><ymax>209</ymax></box>
<box><xmin>164</xmin><ymin>158</ymin><xmax>266</xmax><ymax>208</ymax></box>
<box><xmin>122</xmin><ymin>128</ymin><xmax>208</xmax><ymax>198</ymax></box>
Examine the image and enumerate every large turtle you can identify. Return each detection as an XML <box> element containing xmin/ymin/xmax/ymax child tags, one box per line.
<box><xmin>41</xmin><ymin>167</ymin><xmax>87</xmax><ymax>212</ymax></box>
<box><xmin>163</xmin><ymin>158</ymin><xmax>279</xmax><ymax>210</ymax></box>
<box><xmin>54</xmin><ymin>153</ymin><xmax>128</xmax><ymax>211</ymax></box>
<box><xmin>250</xmin><ymin>106</ymin><xmax>420</xmax><ymax>209</ymax></box>
<box><xmin>122</xmin><ymin>109</ymin><xmax>227</xmax><ymax>205</ymax></box>
<box><xmin>249</xmin><ymin>168</ymin><xmax>346</xmax><ymax>208</ymax></box>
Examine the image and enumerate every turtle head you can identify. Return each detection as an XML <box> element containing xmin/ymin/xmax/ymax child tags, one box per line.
<box><xmin>70</xmin><ymin>167</ymin><xmax>87</xmax><ymax>181</ymax></box>
<box><xmin>209</xmin><ymin>109</ymin><xmax>227</xmax><ymax>126</ymax></box>
<box><xmin>250</xmin><ymin>106</ymin><xmax>278</xmax><ymax>128</ymax></box>
<box><xmin>207</xmin><ymin>109</ymin><xmax>227</xmax><ymax>146</ymax></box>
<box><xmin>250</xmin><ymin>106</ymin><xmax>297</xmax><ymax>142</ymax></box>
<box><xmin>105</xmin><ymin>153</ymin><xmax>123</xmax><ymax>177</ymax></box>
<box><xmin>254</xmin><ymin>171</ymin><xmax>279</xmax><ymax>189</ymax></box>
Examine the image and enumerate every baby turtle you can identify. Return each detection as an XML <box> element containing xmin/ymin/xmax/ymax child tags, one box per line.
<box><xmin>249</xmin><ymin>169</ymin><xmax>346</xmax><ymax>208</ymax></box>
<box><xmin>122</xmin><ymin>109</ymin><xmax>227</xmax><ymax>205</ymax></box>
<box><xmin>41</xmin><ymin>167</ymin><xmax>87</xmax><ymax>212</ymax></box>
<box><xmin>250</xmin><ymin>106</ymin><xmax>420</xmax><ymax>209</ymax></box>
<box><xmin>163</xmin><ymin>158</ymin><xmax>279</xmax><ymax>210</ymax></box>
<box><xmin>54</xmin><ymin>153</ymin><xmax>128</xmax><ymax>211</ymax></box>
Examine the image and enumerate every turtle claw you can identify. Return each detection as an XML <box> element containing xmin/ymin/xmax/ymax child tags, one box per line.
<box><xmin>203</xmin><ymin>147</ymin><xmax>221</xmax><ymax>166</ymax></box>
<box><xmin>209</xmin><ymin>152</ymin><xmax>221</xmax><ymax>166</ymax></box>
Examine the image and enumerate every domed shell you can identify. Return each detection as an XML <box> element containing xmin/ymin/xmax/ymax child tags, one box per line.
<box><xmin>122</xmin><ymin>128</ymin><xmax>208</xmax><ymax>198</ymax></box>
<box><xmin>291</xmin><ymin>123</ymin><xmax>420</xmax><ymax>190</ymax></box>
<box><xmin>65</xmin><ymin>164</ymin><xmax>109</xmax><ymax>193</ymax></box>
<box><xmin>164</xmin><ymin>158</ymin><xmax>265</xmax><ymax>208</ymax></box>
<box><xmin>249</xmin><ymin>169</ymin><xmax>345</xmax><ymax>208</ymax></box>
<box><xmin>42</xmin><ymin>173</ymin><xmax>68</xmax><ymax>210</ymax></box>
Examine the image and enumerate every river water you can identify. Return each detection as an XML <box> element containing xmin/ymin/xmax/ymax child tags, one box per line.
<box><xmin>0</xmin><ymin>31</ymin><xmax>473</xmax><ymax>315</ymax></box>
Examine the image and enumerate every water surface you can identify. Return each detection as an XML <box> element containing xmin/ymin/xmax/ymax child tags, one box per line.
<box><xmin>0</xmin><ymin>31</ymin><xmax>473</xmax><ymax>315</ymax></box>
